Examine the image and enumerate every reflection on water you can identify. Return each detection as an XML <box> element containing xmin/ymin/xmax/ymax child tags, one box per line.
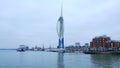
<box><xmin>18</xmin><ymin>52</ymin><xmax>25</xmax><ymax>68</ymax></box>
<box><xmin>1</xmin><ymin>51</ymin><xmax>120</xmax><ymax>68</ymax></box>
<box><xmin>91</xmin><ymin>54</ymin><xmax>120</xmax><ymax>68</ymax></box>
<box><xmin>58</xmin><ymin>53</ymin><xmax>64</xmax><ymax>68</ymax></box>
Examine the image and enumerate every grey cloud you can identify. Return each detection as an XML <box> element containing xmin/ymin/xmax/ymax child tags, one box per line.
<box><xmin>0</xmin><ymin>0</ymin><xmax>120</xmax><ymax>48</ymax></box>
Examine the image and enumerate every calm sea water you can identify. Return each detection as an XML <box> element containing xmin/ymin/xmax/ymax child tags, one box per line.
<box><xmin>0</xmin><ymin>50</ymin><xmax>120</xmax><ymax>68</ymax></box>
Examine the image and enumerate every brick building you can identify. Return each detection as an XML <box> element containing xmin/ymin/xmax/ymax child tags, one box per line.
<box><xmin>90</xmin><ymin>35</ymin><xmax>120</xmax><ymax>51</ymax></box>
<box><xmin>105</xmin><ymin>40</ymin><xmax>120</xmax><ymax>48</ymax></box>
<box><xmin>90</xmin><ymin>35</ymin><xmax>110</xmax><ymax>48</ymax></box>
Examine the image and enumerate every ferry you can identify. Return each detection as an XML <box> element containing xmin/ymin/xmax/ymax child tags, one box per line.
<box><xmin>17</xmin><ymin>48</ymin><xmax>25</xmax><ymax>52</ymax></box>
<box><xmin>17</xmin><ymin>45</ymin><xmax>28</xmax><ymax>52</ymax></box>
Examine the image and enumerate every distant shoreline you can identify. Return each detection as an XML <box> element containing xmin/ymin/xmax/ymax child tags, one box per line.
<box><xmin>0</xmin><ymin>49</ymin><xmax>16</xmax><ymax>50</ymax></box>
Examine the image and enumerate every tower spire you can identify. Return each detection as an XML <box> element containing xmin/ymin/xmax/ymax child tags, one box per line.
<box><xmin>61</xmin><ymin>1</ymin><xmax>63</xmax><ymax>17</ymax></box>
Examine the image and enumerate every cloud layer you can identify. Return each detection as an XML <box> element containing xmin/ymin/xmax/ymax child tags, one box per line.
<box><xmin>0</xmin><ymin>0</ymin><xmax>120</xmax><ymax>48</ymax></box>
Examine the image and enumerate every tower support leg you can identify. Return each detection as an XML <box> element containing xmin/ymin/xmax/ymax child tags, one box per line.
<box><xmin>62</xmin><ymin>38</ymin><xmax>64</xmax><ymax>48</ymax></box>
<box><xmin>57</xmin><ymin>38</ymin><xmax>61</xmax><ymax>48</ymax></box>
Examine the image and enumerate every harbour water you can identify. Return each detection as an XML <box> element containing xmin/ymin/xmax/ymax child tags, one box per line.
<box><xmin>0</xmin><ymin>50</ymin><xmax>120</xmax><ymax>68</ymax></box>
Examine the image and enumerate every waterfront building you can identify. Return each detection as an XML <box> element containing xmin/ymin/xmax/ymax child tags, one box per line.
<box><xmin>75</xmin><ymin>42</ymin><xmax>80</xmax><ymax>46</ymax></box>
<box><xmin>90</xmin><ymin>35</ymin><xmax>111</xmax><ymax>48</ymax></box>
<box><xmin>105</xmin><ymin>40</ymin><xmax>120</xmax><ymax>50</ymax></box>
<box><xmin>30</xmin><ymin>46</ymin><xmax>42</xmax><ymax>51</ymax></box>
<box><xmin>75</xmin><ymin>42</ymin><xmax>81</xmax><ymax>49</ymax></box>
<box><xmin>90</xmin><ymin>35</ymin><xmax>120</xmax><ymax>51</ymax></box>
<box><xmin>82</xmin><ymin>43</ymin><xmax>89</xmax><ymax>51</ymax></box>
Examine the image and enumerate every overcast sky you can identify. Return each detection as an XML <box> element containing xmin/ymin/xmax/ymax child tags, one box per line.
<box><xmin>0</xmin><ymin>0</ymin><xmax>120</xmax><ymax>48</ymax></box>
